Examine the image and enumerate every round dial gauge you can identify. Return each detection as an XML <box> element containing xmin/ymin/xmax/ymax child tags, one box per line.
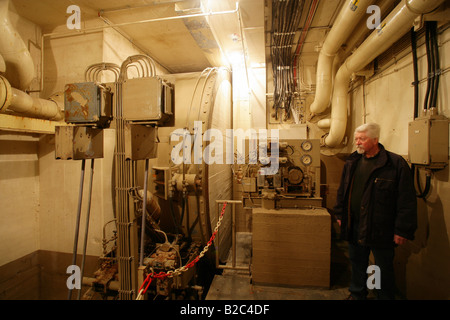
<box><xmin>301</xmin><ymin>154</ymin><xmax>313</xmax><ymax>166</ymax></box>
<box><xmin>301</xmin><ymin>140</ymin><xmax>313</xmax><ymax>152</ymax></box>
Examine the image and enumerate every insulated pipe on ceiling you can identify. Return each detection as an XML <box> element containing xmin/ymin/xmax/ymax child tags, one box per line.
<box><xmin>324</xmin><ymin>0</ymin><xmax>446</xmax><ymax>148</ymax></box>
<box><xmin>0</xmin><ymin>0</ymin><xmax>35</xmax><ymax>90</ymax></box>
<box><xmin>310</xmin><ymin>0</ymin><xmax>376</xmax><ymax>115</ymax></box>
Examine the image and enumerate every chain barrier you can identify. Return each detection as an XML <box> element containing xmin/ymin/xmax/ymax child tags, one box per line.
<box><xmin>136</xmin><ymin>201</ymin><xmax>228</xmax><ymax>300</ymax></box>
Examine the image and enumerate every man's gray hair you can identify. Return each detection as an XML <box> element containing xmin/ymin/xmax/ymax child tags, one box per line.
<box><xmin>355</xmin><ymin>123</ymin><xmax>380</xmax><ymax>139</ymax></box>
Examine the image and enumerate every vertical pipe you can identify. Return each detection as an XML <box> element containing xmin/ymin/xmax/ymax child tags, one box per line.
<box><xmin>139</xmin><ymin>159</ymin><xmax>149</xmax><ymax>266</ymax></box>
<box><xmin>77</xmin><ymin>159</ymin><xmax>95</xmax><ymax>300</ymax></box>
<box><xmin>67</xmin><ymin>159</ymin><xmax>86</xmax><ymax>300</ymax></box>
<box><xmin>232</xmin><ymin>203</ymin><xmax>236</xmax><ymax>268</ymax></box>
<box><xmin>310</xmin><ymin>0</ymin><xmax>376</xmax><ymax>114</ymax></box>
<box><xmin>215</xmin><ymin>201</ymin><xmax>220</xmax><ymax>268</ymax></box>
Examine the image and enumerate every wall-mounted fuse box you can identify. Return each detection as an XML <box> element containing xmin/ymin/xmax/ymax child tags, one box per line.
<box><xmin>408</xmin><ymin>115</ymin><xmax>449</xmax><ymax>169</ymax></box>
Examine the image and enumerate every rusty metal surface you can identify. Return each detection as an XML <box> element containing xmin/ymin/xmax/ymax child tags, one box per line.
<box><xmin>64</xmin><ymin>82</ymin><xmax>112</xmax><ymax>126</ymax></box>
<box><xmin>55</xmin><ymin>125</ymin><xmax>104</xmax><ymax>160</ymax></box>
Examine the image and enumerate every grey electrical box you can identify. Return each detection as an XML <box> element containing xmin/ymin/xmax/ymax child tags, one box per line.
<box><xmin>408</xmin><ymin>115</ymin><xmax>449</xmax><ymax>168</ymax></box>
<box><xmin>122</xmin><ymin>76</ymin><xmax>173</xmax><ymax>124</ymax></box>
<box><xmin>64</xmin><ymin>82</ymin><xmax>112</xmax><ymax>127</ymax></box>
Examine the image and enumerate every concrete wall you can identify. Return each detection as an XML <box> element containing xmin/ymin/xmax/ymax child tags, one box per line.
<box><xmin>0</xmin><ymin>133</ymin><xmax>40</xmax><ymax>266</ymax></box>
<box><xmin>0</xmin><ymin>10</ymin><xmax>42</xmax><ymax>267</ymax></box>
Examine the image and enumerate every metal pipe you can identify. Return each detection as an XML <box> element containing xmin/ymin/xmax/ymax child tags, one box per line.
<box><xmin>324</xmin><ymin>0</ymin><xmax>446</xmax><ymax>148</ymax></box>
<box><xmin>310</xmin><ymin>0</ymin><xmax>376</xmax><ymax>115</ymax></box>
<box><xmin>0</xmin><ymin>0</ymin><xmax>35</xmax><ymax>90</ymax></box>
<box><xmin>139</xmin><ymin>159</ymin><xmax>149</xmax><ymax>266</ymax></box>
<box><xmin>215</xmin><ymin>200</ymin><xmax>244</xmax><ymax>271</ymax></box>
<box><xmin>0</xmin><ymin>72</ymin><xmax>64</xmax><ymax>121</ymax></box>
<box><xmin>77</xmin><ymin>159</ymin><xmax>95</xmax><ymax>300</ymax></box>
<box><xmin>232</xmin><ymin>203</ymin><xmax>236</xmax><ymax>268</ymax></box>
<box><xmin>68</xmin><ymin>159</ymin><xmax>86</xmax><ymax>300</ymax></box>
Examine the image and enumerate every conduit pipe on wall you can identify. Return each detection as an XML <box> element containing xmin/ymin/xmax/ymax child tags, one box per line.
<box><xmin>310</xmin><ymin>0</ymin><xmax>376</xmax><ymax>115</ymax></box>
<box><xmin>0</xmin><ymin>0</ymin><xmax>35</xmax><ymax>90</ymax></box>
<box><xmin>324</xmin><ymin>0</ymin><xmax>446</xmax><ymax>148</ymax></box>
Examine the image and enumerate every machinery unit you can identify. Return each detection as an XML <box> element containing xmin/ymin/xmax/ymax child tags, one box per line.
<box><xmin>239</xmin><ymin>138</ymin><xmax>322</xmax><ymax>209</ymax></box>
<box><xmin>64</xmin><ymin>82</ymin><xmax>113</xmax><ymax>127</ymax></box>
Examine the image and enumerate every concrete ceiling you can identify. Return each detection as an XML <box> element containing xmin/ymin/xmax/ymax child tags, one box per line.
<box><xmin>7</xmin><ymin>0</ymin><xmax>369</xmax><ymax>75</ymax></box>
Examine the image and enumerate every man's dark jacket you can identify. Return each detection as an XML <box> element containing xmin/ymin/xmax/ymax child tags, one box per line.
<box><xmin>333</xmin><ymin>143</ymin><xmax>417</xmax><ymax>248</ymax></box>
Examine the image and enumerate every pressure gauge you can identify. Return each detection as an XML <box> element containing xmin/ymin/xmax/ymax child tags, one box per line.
<box><xmin>301</xmin><ymin>140</ymin><xmax>313</xmax><ymax>152</ymax></box>
<box><xmin>301</xmin><ymin>154</ymin><xmax>313</xmax><ymax>166</ymax></box>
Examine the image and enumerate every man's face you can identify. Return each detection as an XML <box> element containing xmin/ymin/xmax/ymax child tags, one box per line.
<box><xmin>355</xmin><ymin>131</ymin><xmax>378</xmax><ymax>155</ymax></box>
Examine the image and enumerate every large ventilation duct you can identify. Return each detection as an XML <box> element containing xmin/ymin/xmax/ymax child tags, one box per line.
<box><xmin>310</xmin><ymin>0</ymin><xmax>376</xmax><ymax>115</ymax></box>
<box><xmin>0</xmin><ymin>0</ymin><xmax>35</xmax><ymax>90</ymax></box>
<box><xmin>324</xmin><ymin>0</ymin><xmax>446</xmax><ymax>148</ymax></box>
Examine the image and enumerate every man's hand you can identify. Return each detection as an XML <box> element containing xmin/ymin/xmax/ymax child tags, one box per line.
<box><xmin>337</xmin><ymin>219</ymin><xmax>341</xmax><ymax>227</ymax></box>
<box><xmin>394</xmin><ymin>234</ymin><xmax>407</xmax><ymax>245</ymax></box>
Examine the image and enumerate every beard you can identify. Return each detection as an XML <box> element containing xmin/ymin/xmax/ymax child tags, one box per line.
<box><xmin>356</xmin><ymin>146</ymin><xmax>365</xmax><ymax>154</ymax></box>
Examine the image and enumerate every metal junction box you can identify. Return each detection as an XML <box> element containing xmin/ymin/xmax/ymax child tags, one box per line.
<box><xmin>64</xmin><ymin>82</ymin><xmax>112</xmax><ymax>127</ymax></box>
<box><xmin>55</xmin><ymin>125</ymin><xmax>104</xmax><ymax>160</ymax></box>
<box><xmin>122</xmin><ymin>77</ymin><xmax>173</xmax><ymax>124</ymax></box>
<box><xmin>124</xmin><ymin>123</ymin><xmax>158</xmax><ymax>160</ymax></box>
<box><xmin>408</xmin><ymin>115</ymin><xmax>449</xmax><ymax>168</ymax></box>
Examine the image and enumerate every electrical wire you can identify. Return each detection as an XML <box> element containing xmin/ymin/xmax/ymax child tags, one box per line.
<box><xmin>270</xmin><ymin>0</ymin><xmax>305</xmax><ymax>121</ymax></box>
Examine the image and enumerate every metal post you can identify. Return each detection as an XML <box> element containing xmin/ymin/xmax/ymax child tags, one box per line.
<box><xmin>215</xmin><ymin>200</ymin><xmax>248</xmax><ymax>271</ymax></box>
<box><xmin>68</xmin><ymin>159</ymin><xmax>86</xmax><ymax>300</ymax></box>
<box><xmin>139</xmin><ymin>159</ymin><xmax>149</xmax><ymax>266</ymax></box>
<box><xmin>77</xmin><ymin>159</ymin><xmax>95</xmax><ymax>300</ymax></box>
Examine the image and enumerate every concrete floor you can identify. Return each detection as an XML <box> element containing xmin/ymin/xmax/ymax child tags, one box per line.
<box><xmin>206</xmin><ymin>232</ymin><xmax>352</xmax><ymax>300</ymax></box>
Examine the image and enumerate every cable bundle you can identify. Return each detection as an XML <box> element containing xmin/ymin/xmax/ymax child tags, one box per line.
<box><xmin>270</xmin><ymin>0</ymin><xmax>304</xmax><ymax>120</ymax></box>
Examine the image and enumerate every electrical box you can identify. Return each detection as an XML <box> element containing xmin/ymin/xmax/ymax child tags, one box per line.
<box><xmin>122</xmin><ymin>76</ymin><xmax>173</xmax><ymax>124</ymax></box>
<box><xmin>408</xmin><ymin>115</ymin><xmax>449</xmax><ymax>168</ymax></box>
<box><xmin>64</xmin><ymin>82</ymin><xmax>112</xmax><ymax>127</ymax></box>
<box><xmin>55</xmin><ymin>125</ymin><xmax>104</xmax><ymax>160</ymax></box>
<box><xmin>124</xmin><ymin>123</ymin><xmax>158</xmax><ymax>160</ymax></box>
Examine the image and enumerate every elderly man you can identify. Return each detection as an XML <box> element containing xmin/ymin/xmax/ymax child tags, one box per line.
<box><xmin>334</xmin><ymin>123</ymin><xmax>417</xmax><ymax>300</ymax></box>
